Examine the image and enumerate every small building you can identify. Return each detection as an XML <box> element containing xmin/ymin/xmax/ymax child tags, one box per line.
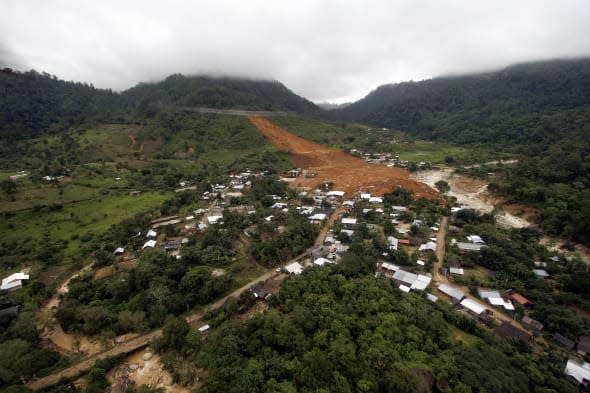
<box><xmin>1</xmin><ymin>272</ymin><xmax>30</xmax><ymax>291</ymax></box>
<box><xmin>387</xmin><ymin>236</ymin><xmax>399</xmax><ymax>251</ymax></box>
<box><xmin>532</xmin><ymin>269</ymin><xmax>550</xmax><ymax>278</ymax></box>
<box><xmin>459</xmin><ymin>298</ymin><xmax>490</xmax><ymax>320</ymax></box>
<box><xmin>113</xmin><ymin>247</ymin><xmax>125</xmax><ymax>256</ymax></box>
<box><xmin>342</xmin><ymin>200</ymin><xmax>355</xmax><ymax>209</ymax></box>
<box><xmin>522</xmin><ymin>316</ymin><xmax>544</xmax><ymax>332</ymax></box>
<box><xmin>313</xmin><ymin>257</ymin><xmax>333</xmax><ymax>266</ymax></box>
<box><xmin>457</xmin><ymin>242</ymin><xmax>486</xmax><ymax>252</ymax></box>
<box><xmin>341</xmin><ymin>217</ymin><xmax>357</xmax><ymax>227</ymax></box>
<box><xmin>449</xmin><ymin>267</ymin><xmax>464</xmax><ymax>275</ymax></box>
<box><xmin>419</xmin><ymin>242</ymin><xmax>437</xmax><ymax>252</ymax></box>
<box><xmin>438</xmin><ymin>284</ymin><xmax>465</xmax><ymax>303</ymax></box>
<box><xmin>577</xmin><ymin>336</ymin><xmax>590</xmax><ymax>356</ymax></box>
<box><xmin>146</xmin><ymin>229</ymin><xmax>157</xmax><ymax>238</ymax></box>
<box><xmin>554</xmin><ymin>333</ymin><xmax>576</xmax><ymax>350</ymax></box>
<box><xmin>309</xmin><ymin>213</ymin><xmax>327</xmax><ymax>222</ymax></box>
<box><xmin>142</xmin><ymin>240</ymin><xmax>157</xmax><ymax>249</ymax></box>
<box><xmin>411</xmin><ymin>275</ymin><xmax>432</xmax><ymax>291</ymax></box>
<box><xmin>380</xmin><ymin>262</ymin><xmax>399</xmax><ymax>272</ymax></box>
<box><xmin>0</xmin><ymin>305</ymin><xmax>21</xmax><ymax>319</ymax></box>
<box><xmin>565</xmin><ymin>359</ymin><xmax>590</xmax><ymax>386</ymax></box>
<box><xmin>360</xmin><ymin>193</ymin><xmax>371</xmax><ymax>200</ymax></box>
<box><xmin>207</xmin><ymin>215</ymin><xmax>223</xmax><ymax>225</ymax></box>
<box><xmin>198</xmin><ymin>324</ymin><xmax>211</xmax><ymax>333</ymax></box>
<box><xmin>466</xmin><ymin>235</ymin><xmax>485</xmax><ymax>245</ymax></box>
<box><xmin>507</xmin><ymin>291</ymin><xmax>532</xmax><ymax>307</ymax></box>
<box><xmin>393</xmin><ymin>270</ymin><xmax>418</xmax><ymax>287</ymax></box>
<box><xmin>494</xmin><ymin>322</ymin><xmax>532</xmax><ymax>343</ymax></box>
<box><xmin>368</xmin><ymin>197</ymin><xmax>383</xmax><ymax>204</ymax></box>
<box><xmin>326</xmin><ymin>190</ymin><xmax>345</xmax><ymax>198</ymax></box>
<box><xmin>427</xmin><ymin>293</ymin><xmax>439</xmax><ymax>303</ymax></box>
<box><xmin>285</xmin><ymin>262</ymin><xmax>304</xmax><ymax>275</ymax></box>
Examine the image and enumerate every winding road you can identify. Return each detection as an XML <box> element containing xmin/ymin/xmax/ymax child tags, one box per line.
<box><xmin>27</xmin><ymin>204</ymin><xmax>342</xmax><ymax>390</ymax></box>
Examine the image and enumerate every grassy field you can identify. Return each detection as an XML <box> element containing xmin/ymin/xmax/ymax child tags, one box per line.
<box><xmin>271</xmin><ymin>115</ymin><xmax>499</xmax><ymax>165</ymax></box>
<box><xmin>1</xmin><ymin>191</ymin><xmax>169</xmax><ymax>260</ymax></box>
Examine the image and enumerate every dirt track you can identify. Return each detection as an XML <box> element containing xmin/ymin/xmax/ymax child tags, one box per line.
<box><xmin>248</xmin><ymin>116</ymin><xmax>439</xmax><ymax>199</ymax></box>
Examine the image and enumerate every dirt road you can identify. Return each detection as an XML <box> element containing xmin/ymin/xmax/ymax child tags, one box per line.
<box><xmin>432</xmin><ymin>216</ymin><xmax>526</xmax><ymax>329</ymax></box>
<box><xmin>249</xmin><ymin>116</ymin><xmax>439</xmax><ymax>199</ymax></box>
<box><xmin>27</xmin><ymin>204</ymin><xmax>344</xmax><ymax>391</ymax></box>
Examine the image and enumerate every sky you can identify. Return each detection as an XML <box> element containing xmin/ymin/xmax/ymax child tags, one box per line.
<box><xmin>2</xmin><ymin>1</ymin><xmax>590</xmax><ymax>103</ymax></box>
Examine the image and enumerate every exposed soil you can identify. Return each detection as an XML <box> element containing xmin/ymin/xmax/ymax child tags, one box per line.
<box><xmin>37</xmin><ymin>264</ymin><xmax>105</xmax><ymax>356</ymax></box>
<box><xmin>110</xmin><ymin>349</ymin><xmax>192</xmax><ymax>393</ymax></box>
<box><xmin>414</xmin><ymin>168</ymin><xmax>590</xmax><ymax>263</ymax></box>
<box><xmin>411</xmin><ymin>168</ymin><xmax>530</xmax><ymax>229</ymax></box>
<box><xmin>248</xmin><ymin>116</ymin><xmax>440</xmax><ymax>199</ymax></box>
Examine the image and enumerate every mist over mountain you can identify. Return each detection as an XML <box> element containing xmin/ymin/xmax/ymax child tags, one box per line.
<box><xmin>329</xmin><ymin>58</ymin><xmax>590</xmax><ymax>149</ymax></box>
<box><xmin>0</xmin><ymin>69</ymin><xmax>320</xmax><ymax>139</ymax></box>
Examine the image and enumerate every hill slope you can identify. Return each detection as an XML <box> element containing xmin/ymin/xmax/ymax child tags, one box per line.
<box><xmin>0</xmin><ymin>69</ymin><xmax>122</xmax><ymax>139</ymax></box>
<box><xmin>0</xmin><ymin>70</ymin><xmax>320</xmax><ymax>139</ymax></box>
<box><xmin>330</xmin><ymin>59</ymin><xmax>590</xmax><ymax>150</ymax></box>
<box><xmin>124</xmin><ymin>74</ymin><xmax>320</xmax><ymax>115</ymax></box>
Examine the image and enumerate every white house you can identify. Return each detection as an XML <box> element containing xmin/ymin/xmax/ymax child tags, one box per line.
<box><xmin>341</xmin><ymin>217</ymin><xmax>357</xmax><ymax>227</ymax></box>
<box><xmin>449</xmin><ymin>267</ymin><xmax>464</xmax><ymax>275</ymax></box>
<box><xmin>460</xmin><ymin>298</ymin><xmax>488</xmax><ymax>316</ymax></box>
<box><xmin>327</xmin><ymin>190</ymin><xmax>345</xmax><ymax>198</ymax></box>
<box><xmin>565</xmin><ymin>359</ymin><xmax>590</xmax><ymax>386</ymax></box>
<box><xmin>142</xmin><ymin>240</ymin><xmax>157</xmax><ymax>249</ymax></box>
<box><xmin>146</xmin><ymin>229</ymin><xmax>157</xmax><ymax>238</ymax></box>
<box><xmin>207</xmin><ymin>215</ymin><xmax>223</xmax><ymax>225</ymax></box>
<box><xmin>387</xmin><ymin>236</ymin><xmax>399</xmax><ymax>251</ymax></box>
<box><xmin>285</xmin><ymin>262</ymin><xmax>304</xmax><ymax>275</ymax></box>
<box><xmin>1</xmin><ymin>272</ymin><xmax>29</xmax><ymax>291</ymax></box>
<box><xmin>309</xmin><ymin>213</ymin><xmax>327</xmax><ymax>222</ymax></box>
<box><xmin>466</xmin><ymin>235</ymin><xmax>486</xmax><ymax>245</ymax></box>
<box><xmin>419</xmin><ymin>242</ymin><xmax>437</xmax><ymax>252</ymax></box>
<box><xmin>313</xmin><ymin>258</ymin><xmax>333</xmax><ymax>266</ymax></box>
<box><xmin>438</xmin><ymin>284</ymin><xmax>465</xmax><ymax>302</ymax></box>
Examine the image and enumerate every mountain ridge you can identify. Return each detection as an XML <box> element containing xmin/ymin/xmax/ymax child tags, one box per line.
<box><xmin>0</xmin><ymin>69</ymin><xmax>320</xmax><ymax>139</ymax></box>
<box><xmin>328</xmin><ymin>58</ymin><xmax>590</xmax><ymax>150</ymax></box>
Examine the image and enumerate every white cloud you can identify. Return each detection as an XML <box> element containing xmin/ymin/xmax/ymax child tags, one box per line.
<box><xmin>1</xmin><ymin>0</ymin><xmax>590</xmax><ymax>102</ymax></box>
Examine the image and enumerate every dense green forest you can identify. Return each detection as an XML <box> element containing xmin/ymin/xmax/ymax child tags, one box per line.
<box><xmin>124</xmin><ymin>74</ymin><xmax>320</xmax><ymax>115</ymax></box>
<box><xmin>0</xmin><ymin>69</ymin><xmax>320</xmax><ymax>140</ymax></box>
<box><xmin>0</xmin><ymin>69</ymin><xmax>123</xmax><ymax>139</ymax></box>
<box><xmin>166</xmin><ymin>264</ymin><xmax>578</xmax><ymax>393</ymax></box>
<box><xmin>328</xmin><ymin>59</ymin><xmax>590</xmax><ymax>151</ymax></box>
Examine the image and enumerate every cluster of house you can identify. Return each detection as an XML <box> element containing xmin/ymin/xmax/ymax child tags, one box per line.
<box><xmin>348</xmin><ymin>149</ymin><xmax>413</xmax><ymax>168</ymax></box>
<box><xmin>281</xmin><ymin>168</ymin><xmax>317</xmax><ymax>179</ymax></box>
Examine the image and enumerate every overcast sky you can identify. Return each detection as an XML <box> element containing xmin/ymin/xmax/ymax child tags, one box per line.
<box><xmin>2</xmin><ymin>1</ymin><xmax>590</xmax><ymax>103</ymax></box>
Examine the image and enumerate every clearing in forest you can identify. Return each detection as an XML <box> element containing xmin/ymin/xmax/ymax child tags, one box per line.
<box><xmin>248</xmin><ymin>115</ymin><xmax>439</xmax><ymax>199</ymax></box>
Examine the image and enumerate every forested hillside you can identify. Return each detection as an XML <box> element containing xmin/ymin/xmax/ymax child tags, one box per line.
<box><xmin>329</xmin><ymin>59</ymin><xmax>590</xmax><ymax>150</ymax></box>
<box><xmin>0</xmin><ymin>69</ymin><xmax>122</xmax><ymax>139</ymax></box>
<box><xmin>124</xmin><ymin>74</ymin><xmax>320</xmax><ymax>115</ymax></box>
<box><xmin>0</xmin><ymin>69</ymin><xmax>320</xmax><ymax>140</ymax></box>
<box><xmin>184</xmin><ymin>266</ymin><xmax>577</xmax><ymax>393</ymax></box>
<box><xmin>329</xmin><ymin>59</ymin><xmax>590</xmax><ymax>245</ymax></box>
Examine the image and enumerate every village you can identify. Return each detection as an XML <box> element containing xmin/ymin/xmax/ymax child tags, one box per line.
<box><xmin>5</xmin><ymin>158</ymin><xmax>590</xmax><ymax>390</ymax></box>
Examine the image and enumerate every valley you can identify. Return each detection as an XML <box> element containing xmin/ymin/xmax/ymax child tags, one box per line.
<box><xmin>1</xmin><ymin>59</ymin><xmax>590</xmax><ymax>393</ymax></box>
